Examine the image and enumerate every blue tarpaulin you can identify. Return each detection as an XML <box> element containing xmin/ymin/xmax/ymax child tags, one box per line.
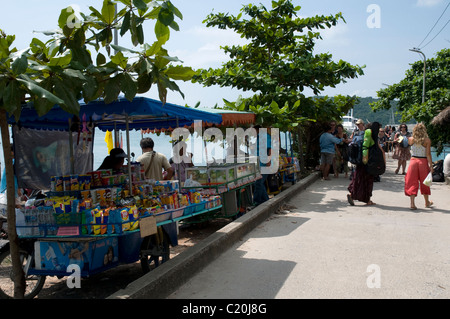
<box><xmin>9</xmin><ymin>96</ymin><xmax>224</xmax><ymax>131</ymax></box>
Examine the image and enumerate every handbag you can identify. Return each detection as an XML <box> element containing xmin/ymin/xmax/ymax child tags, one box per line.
<box><xmin>423</xmin><ymin>172</ymin><xmax>432</xmax><ymax>187</ymax></box>
<box><xmin>401</xmin><ymin>136</ymin><xmax>409</xmax><ymax>148</ymax></box>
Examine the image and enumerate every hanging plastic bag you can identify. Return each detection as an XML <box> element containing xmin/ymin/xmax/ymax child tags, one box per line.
<box><xmin>423</xmin><ymin>172</ymin><xmax>433</xmax><ymax>187</ymax></box>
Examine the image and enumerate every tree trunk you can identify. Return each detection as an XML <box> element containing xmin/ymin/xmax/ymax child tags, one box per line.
<box><xmin>0</xmin><ymin>109</ymin><xmax>26</xmax><ymax>298</ymax></box>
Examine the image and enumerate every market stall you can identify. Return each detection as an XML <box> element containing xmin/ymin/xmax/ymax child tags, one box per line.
<box><xmin>1</xmin><ymin>96</ymin><xmax>257</xmax><ymax>298</ymax></box>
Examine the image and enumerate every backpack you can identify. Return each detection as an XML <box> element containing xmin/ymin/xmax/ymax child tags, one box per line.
<box><xmin>432</xmin><ymin>160</ymin><xmax>444</xmax><ymax>182</ymax></box>
<box><xmin>347</xmin><ymin>134</ymin><xmax>364</xmax><ymax>165</ymax></box>
<box><xmin>266</xmin><ymin>173</ymin><xmax>281</xmax><ymax>192</ymax></box>
<box><xmin>366</xmin><ymin>144</ymin><xmax>386</xmax><ymax>176</ymax></box>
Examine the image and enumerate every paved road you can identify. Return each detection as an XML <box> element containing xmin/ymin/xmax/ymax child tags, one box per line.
<box><xmin>168</xmin><ymin>158</ymin><xmax>450</xmax><ymax>299</ymax></box>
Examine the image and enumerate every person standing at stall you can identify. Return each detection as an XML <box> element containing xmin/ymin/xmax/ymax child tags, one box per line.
<box><xmin>169</xmin><ymin>140</ymin><xmax>193</xmax><ymax>183</ymax></box>
<box><xmin>97</xmin><ymin>148</ymin><xmax>128</xmax><ymax>173</ymax></box>
<box><xmin>137</xmin><ymin>137</ymin><xmax>174</xmax><ymax>180</ymax></box>
<box><xmin>320</xmin><ymin>123</ymin><xmax>344</xmax><ymax>180</ymax></box>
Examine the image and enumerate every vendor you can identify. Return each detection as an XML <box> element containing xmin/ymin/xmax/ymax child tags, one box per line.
<box><xmin>137</xmin><ymin>137</ymin><xmax>174</xmax><ymax>180</ymax></box>
<box><xmin>97</xmin><ymin>148</ymin><xmax>128</xmax><ymax>173</ymax></box>
<box><xmin>169</xmin><ymin>140</ymin><xmax>194</xmax><ymax>182</ymax></box>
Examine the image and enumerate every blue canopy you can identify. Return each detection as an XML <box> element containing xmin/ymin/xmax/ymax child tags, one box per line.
<box><xmin>9</xmin><ymin>96</ymin><xmax>224</xmax><ymax>132</ymax></box>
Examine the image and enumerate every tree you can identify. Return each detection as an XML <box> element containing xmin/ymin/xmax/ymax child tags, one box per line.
<box><xmin>192</xmin><ymin>0</ymin><xmax>364</xmax><ymax>170</ymax></box>
<box><xmin>0</xmin><ymin>0</ymin><xmax>194</xmax><ymax>298</ymax></box>
<box><xmin>371</xmin><ymin>48</ymin><xmax>450</xmax><ymax>153</ymax></box>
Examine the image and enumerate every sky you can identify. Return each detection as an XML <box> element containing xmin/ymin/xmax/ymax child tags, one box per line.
<box><xmin>1</xmin><ymin>0</ymin><xmax>449</xmax><ymax>109</ymax></box>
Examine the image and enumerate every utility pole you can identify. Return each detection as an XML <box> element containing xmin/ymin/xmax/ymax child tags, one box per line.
<box><xmin>409</xmin><ymin>48</ymin><xmax>426</xmax><ymax>104</ymax></box>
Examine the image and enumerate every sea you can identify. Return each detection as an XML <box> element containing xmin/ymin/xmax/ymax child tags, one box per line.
<box><xmin>92</xmin><ymin>129</ymin><xmax>295</xmax><ymax>169</ymax></box>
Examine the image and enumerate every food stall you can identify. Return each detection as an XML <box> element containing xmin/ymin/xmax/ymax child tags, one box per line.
<box><xmin>1</xmin><ymin>96</ymin><xmax>256</xmax><ymax>298</ymax></box>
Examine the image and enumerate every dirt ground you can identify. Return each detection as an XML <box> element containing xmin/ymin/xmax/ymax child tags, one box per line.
<box><xmin>36</xmin><ymin>218</ymin><xmax>232</xmax><ymax>299</ymax></box>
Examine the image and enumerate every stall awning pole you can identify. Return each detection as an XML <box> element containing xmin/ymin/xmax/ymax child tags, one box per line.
<box><xmin>68</xmin><ymin>118</ymin><xmax>74</xmax><ymax>174</ymax></box>
<box><xmin>125</xmin><ymin>114</ymin><xmax>133</xmax><ymax>195</ymax></box>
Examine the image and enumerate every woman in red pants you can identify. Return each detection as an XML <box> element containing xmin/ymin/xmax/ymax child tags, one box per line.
<box><xmin>405</xmin><ymin>123</ymin><xmax>434</xmax><ymax>210</ymax></box>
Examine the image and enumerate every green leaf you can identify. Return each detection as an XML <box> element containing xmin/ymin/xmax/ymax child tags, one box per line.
<box><xmin>139</xmin><ymin>57</ymin><xmax>153</xmax><ymax>74</ymax></box>
<box><xmin>136</xmin><ymin>24</ymin><xmax>144</xmax><ymax>44</ymax></box>
<box><xmin>158</xmin><ymin>8</ymin><xmax>174</xmax><ymax>26</ymax></box>
<box><xmin>104</xmin><ymin>75</ymin><xmax>122</xmax><ymax>104</ymax></box>
<box><xmin>111</xmin><ymin>51</ymin><xmax>128</xmax><ymax>69</ymax></box>
<box><xmin>144</xmin><ymin>40</ymin><xmax>163</xmax><ymax>56</ymax></box>
<box><xmin>70</xmin><ymin>46</ymin><xmax>92</xmax><ymax>68</ymax></box>
<box><xmin>12</xmin><ymin>54</ymin><xmax>28</xmax><ymax>75</ymax></box>
<box><xmin>82</xmin><ymin>76</ymin><xmax>99</xmax><ymax>102</ymax></box>
<box><xmin>17</xmin><ymin>78</ymin><xmax>64</xmax><ymax>106</ymax></box>
<box><xmin>48</xmin><ymin>51</ymin><xmax>72</xmax><ymax>67</ymax></box>
<box><xmin>58</xmin><ymin>7</ymin><xmax>73</xmax><ymax>29</ymax></box>
<box><xmin>97</xmin><ymin>52</ymin><xmax>106</xmax><ymax>66</ymax></box>
<box><xmin>53</xmin><ymin>77</ymin><xmax>80</xmax><ymax>114</ymax></box>
<box><xmin>33</xmin><ymin>97</ymin><xmax>55</xmax><ymax>117</ymax></box>
<box><xmin>167</xmin><ymin>2</ymin><xmax>183</xmax><ymax>20</ymax></box>
<box><xmin>164</xmin><ymin>66</ymin><xmax>195</xmax><ymax>81</ymax></box>
<box><xmin>157</xmin><ymin>79</ymin><xmax>167</xmax><ymax>104</ymax></box>
<box><xmin>2</xmin><ymin>80</ymin><xmax>22</xmax><ymax>115</ymax></box>
<box><xmin>102</xmin><ymin>0</ymin><xmax>116</xmax><ymax>24</ymax></box>
<box><xmin>132</xmin><ymin>0</ymin><xmax>148</xmax><ymax>11</ymax></box>
<box><xmin>136</xmin><ymin>73</ymin><xmax>152</xmax><ymax>93</ymax></box>
<box><xmin>120</xmin><ymin>11</ymin><xmax>131</xmax><ymax>36</ymax></box>
<box><xmin>121</xmin><ymin>72</ymin><xmax>137</xmax><ymax>101</ymax></box>
<box><xmin>89</xmin><ymin>6</ymin><xmax>106</xmax><ymax>23</ymax></box>
<box><xmin>63</xmin><ymin>68</ymin><xmax>87</xmax><ymax>81</ymax></box>
<box><xmin>154</xmin><ymin>20</ymin><xmax>170</xmax><ymax>44</ymax></box>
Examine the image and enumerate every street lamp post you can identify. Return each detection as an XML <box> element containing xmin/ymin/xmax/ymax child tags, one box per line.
<box><xmin>409</xmin><ymin>48</ymin><xmax>426</xmax><ymax>104</ymax></box>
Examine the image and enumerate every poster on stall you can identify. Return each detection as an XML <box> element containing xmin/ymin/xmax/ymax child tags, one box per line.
<box><xmin>34</xmin><ymin>237</ymin><xmax>119</xmax><ymax>272</ymax></box>
<box><xmin>13</xmin><ymin>126</ymin><xmax>94</xmax><ymax>190</ymax></box>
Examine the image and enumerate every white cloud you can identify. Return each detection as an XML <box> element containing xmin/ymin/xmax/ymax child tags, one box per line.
<box><xmin>168</xmin><ymin>26</ymin><xmax>249</xmax><ymax>69</ymax></box>
<box><xmin>318</xmin><ymin>24</ymin><xmax>351</xmax><ymax>45</ymax></box>
<box><xmin>416</xmin><ymin>0</ymin><xmax>444</xmax><ymax>7</ymax></box>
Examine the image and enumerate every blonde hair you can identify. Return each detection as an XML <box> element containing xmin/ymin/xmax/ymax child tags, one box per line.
<box><xmin>412</xmin><ymin>123</ymin><xmax>428</xmax><ymax>146</ymax></box>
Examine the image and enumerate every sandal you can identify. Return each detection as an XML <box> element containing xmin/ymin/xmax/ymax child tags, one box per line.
<box><xmin>410</xmin><ymin>206</ymin><xmax>417</xmax><ymax>210</ymax></box>
<box><xmin>425</xmin><ymin>201</ymin><xmax>433</xmax><ymax>208</ymax></box>
<box><xmin>395</xmin><ymin>168</ymin><xmax>399</xmax><ymax>174</ymax></box>
<box><xmin>347</xmin><ymin>194</ymin><xmax>355</xmax><ymax>206</ymax></box>
<box><xmin>366</xmin><ymin>201</ymin><xmax>376</xmax><ymax>206</ymax></box>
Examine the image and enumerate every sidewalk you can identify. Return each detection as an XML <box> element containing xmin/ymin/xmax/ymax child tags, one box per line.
<box><xmin>167</xmin><ymin>158</ymin><xmax>450</xmax><ymax>299</ymax></box>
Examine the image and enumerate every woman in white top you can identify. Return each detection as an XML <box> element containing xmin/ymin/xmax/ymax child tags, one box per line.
<box><xmin>405</xmin><ymin>123</ymin><xmax>434</xmax><ymax>210</ymax></box>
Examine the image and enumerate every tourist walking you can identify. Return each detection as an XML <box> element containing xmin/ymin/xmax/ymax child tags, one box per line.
<box><xmin>405</xmin><ymin>123</ymin><xmax>434</xmax><ymax>210</ymax></box>
<box><xmin>393</xmin><ymin>123</ymin><xmax>411</xmax><ymax>175</ymax></box>
<box><xmin>347</xmin><ymin>122</ymin><xmax>382</xmax><ymax>206</ymax></box>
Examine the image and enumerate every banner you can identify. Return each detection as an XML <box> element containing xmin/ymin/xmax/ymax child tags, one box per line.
<box><xmin>13</xmin><ymin>127</ymin><xmax>94</xmax><ymax>190</ymax></box>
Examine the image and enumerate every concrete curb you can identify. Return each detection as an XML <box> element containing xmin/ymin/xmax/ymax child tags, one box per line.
<box><xmin>107</xmin><ymin>172</ymin><xmax>320</xmax><ymax>299</ymax></box>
